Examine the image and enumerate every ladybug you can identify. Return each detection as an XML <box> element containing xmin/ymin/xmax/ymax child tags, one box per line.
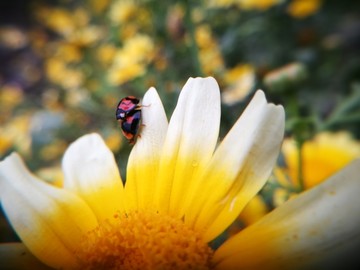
<box><xmin>116</xmin><ymin>96</ymin><xmax>142</xmax><ymax>144</ymax></box>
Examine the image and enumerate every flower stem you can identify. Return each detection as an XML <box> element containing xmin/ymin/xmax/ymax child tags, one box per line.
<box><xmin>296</xmin><ymin>138</ymin><xmax>304</xmax><ymax>191</ymax></box>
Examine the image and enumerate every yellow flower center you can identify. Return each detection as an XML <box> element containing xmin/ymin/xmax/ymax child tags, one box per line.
<box><xmin>77</xmin><ymin>211</ymin><xmax>214</xmax><ymax>270</ymax></box>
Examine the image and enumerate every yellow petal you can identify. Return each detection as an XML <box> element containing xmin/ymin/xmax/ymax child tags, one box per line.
<box><xmin>213</xmin><ymin>159</ymin><xmax>360</xmax><ymax>270</ymax></box>
<box><xmin>192</xmin><ymin>90</ymin><xmax>285</xmax><ymax>241</ymax></box>
<box><xmin>0</xmin><ymin>153</ymin><xmax>98</xmax><ymax>269</ymax></box>
<box><xmin>238</xmin><ymin>194</ymin><xmax>269</xmax><ymax>226</ymax></box>
<box><xmin>124</xmin><ymin>87</ymin><xmax>168</xmax><ymax>211</ymax></box>
<box><xmin>154</xmin><ymin>77</ymin><xmax>221</xmax><ymax>216</ymax></box>
<box><xmin>0</xmin><ymin>243</ymin><xmax>52</xmax><ymax>270</ymax></box>
<box><xmin>283</xmin><ymin>131</ymin><xmax>360</xmax><ymax>189</ymax></box>
<box><xmin>62</xmin><ymin>133</ymin><xmax>125</xmax><ymax>220</ymax></box>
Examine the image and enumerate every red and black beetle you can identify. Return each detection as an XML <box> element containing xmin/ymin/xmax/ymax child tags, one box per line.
<box><xmin>116</xmin><ymin>96</ymin><xmax>142</xmax><ymax>144</ymax></box>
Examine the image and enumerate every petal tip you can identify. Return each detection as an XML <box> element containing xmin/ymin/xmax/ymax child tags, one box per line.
<box><xmin>65</xmin><ymin>133</ymin><xmax>105</xmax><ymax>153</ymax></box>
<box><xmin>62</xmin><ymin>133</ymin><xmax>113</xmax><ymax>176</ymax></box>
<box><xmin>143</xmin><ymin>87</ymin><xmax>160</xmax><ymax>103</ymax></box>
<box><xmin>0</xmin><ymin>152</ymin><xmax>19</xmax><ymax>164</ymax></box>
<box><xmin>146</xmin><ymin>86</ymin><xmax>157</xmax><ymax>95</ymax></box>
<box><xmin>0</xmin><ymin>152</ymin><xmax>24</xmax><ymax>179</ymax></box>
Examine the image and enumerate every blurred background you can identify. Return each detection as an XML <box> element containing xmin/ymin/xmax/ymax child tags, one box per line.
<box><xmin>1</xmin><ymin>0</ymin><xmax>360</xmax><ymax>243</ymax></box>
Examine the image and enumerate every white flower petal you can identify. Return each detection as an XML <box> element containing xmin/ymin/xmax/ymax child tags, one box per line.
<box><xmin>214</xmin><ymin>159</ymin><xmax>360</xmax><ymax>270</ymax></box>
<box><xmin>154</xmin><ymin>77</ymin><xmax>221</xmax><ymax>216</ymax></box>
<box><xmin>62</xmin><ymin>133</ymin><xmax>125</xmax><ymax>220</ymax></box>
<box><xmin>124</xmin><ymin>87</ymin><xmax>168</xmax><ymax>211</ymax></box>
<box><xmin>0</xmin><ymin>243</ymin><xmax>52</xmax><ymax>270</ymax></box>
<box><xmin>0</xmin><ymin>153</ymin><xmax>98</xmax><ymax>269</ymax></box>
<box><xmin>191</xmin><ymin>90</ymin><xmax>285</xmax><ymax>241</ymax></box>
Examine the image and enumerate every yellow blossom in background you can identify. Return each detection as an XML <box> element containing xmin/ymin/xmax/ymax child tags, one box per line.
<box><xmin>0</xmin><ymin>84</ymin><xmax>24</xmax><ymax>116</ymax></box>
<box><xmin>53</xmin><ymin>43</ymin><xmax>82</xmax><ymax>63</ymax></box>
<box><xmin>108</xmin><ymin>34</ymin><xmax>155</xmax><ymax>85</ymax></box>
<box><xmin>90</xmin><ymin>0</ymin><xmax>110</xmax><ymax>14</ymax></box>
<box><xmin>195</xmin><ymin>25</ymin><xmax>214</xmax><ymax>48</ymax></box>
<box><xmin>66</xmin><ymin>25</ymin><xmax>104</xmax><ymax>47</ymax></box>
<box><xmin>287</xmin><ymin>0</ymin><xmax>322</xmax><ymax>18</ymax></box>
<box><xmin>0</xmin><ymin>135</ymin><xmax>12</xmax><ymax>156</ymax></box>
<box><xmin>96</xmin><ymin>44</ymin><xmax>117</xmax><ymax>66</ymax></box>
<box><xmin>70</xmin><ymin>6</ymin><xmax>91</xmax><ymax>28</ymax></box>
<box><xmin>121</xmin><ymin>35</ymin><xmax>155</xmax><ymax>60</ymax></box>
<box><xmin>36</xmin><ymin>6</ymin><xmax>102</xmax><ymax>46</ymax></box>
<box><xmin>239</xmin><ymin>130</ymin><xmax>360</xmax><ymax>224</ymax></box>
<box><xmin>45</xmin><ymin>58</ymin><xmax>67</xmax><ymax>83</ymax></box>
<box><xmin>45</xmin><ymin>58</ymin><xmax>84</xmax><ymax>89</ymax></box>
<box><xmin>109</xmin><ymin>0</ymin><xmax>138</xmax><ymax>25</ymax></box>
<box><xmin>283</xmin><ymin>131</ymin><xmax>360</xmax><ymax>189</ymax></box>
<box><xmin>120</xmin><ymin>23</ymin><xmax>141</xmax><ymax>40</ymax></box>
<box><xmin>33</xmin><ymin>5</ymin><xmax>103</xmax><ymax>94</ymax></box>
<box><xmin>0</xmin><ymin>116</ymin><xmax>31</xmax><ymax>157</ymax></box>
<box><xmin>109</xmin><ymin>63</ymin><xmax>146</xmax><ymax>86</ymax></box>
<box><xmin>71</xmin><ymin>8</ymin><xmax>90</xmax><ymax>29</ymax></box>
<box><xmin>108</xmin><ymin>0</ymin><xmax>151</xmax><ymax>38</ymax></box>
<box><xmin>35</xmin><ymin>7</ymin><xmax>75</xmax><ymax>36</ymax></box>
<box><xmin>195</xmin><ymin>25</ymin><xmax>224</xmax><ymax>75</ymax></box>
<box><xmin>222</xmin><ymin>64</ymin><xmax>255</xmax><ymax>105</ymax></box>
<box><xmin>36</xmin><ymin>7</ymin><xmax>88</xmax><ymax>37</ymax></box>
